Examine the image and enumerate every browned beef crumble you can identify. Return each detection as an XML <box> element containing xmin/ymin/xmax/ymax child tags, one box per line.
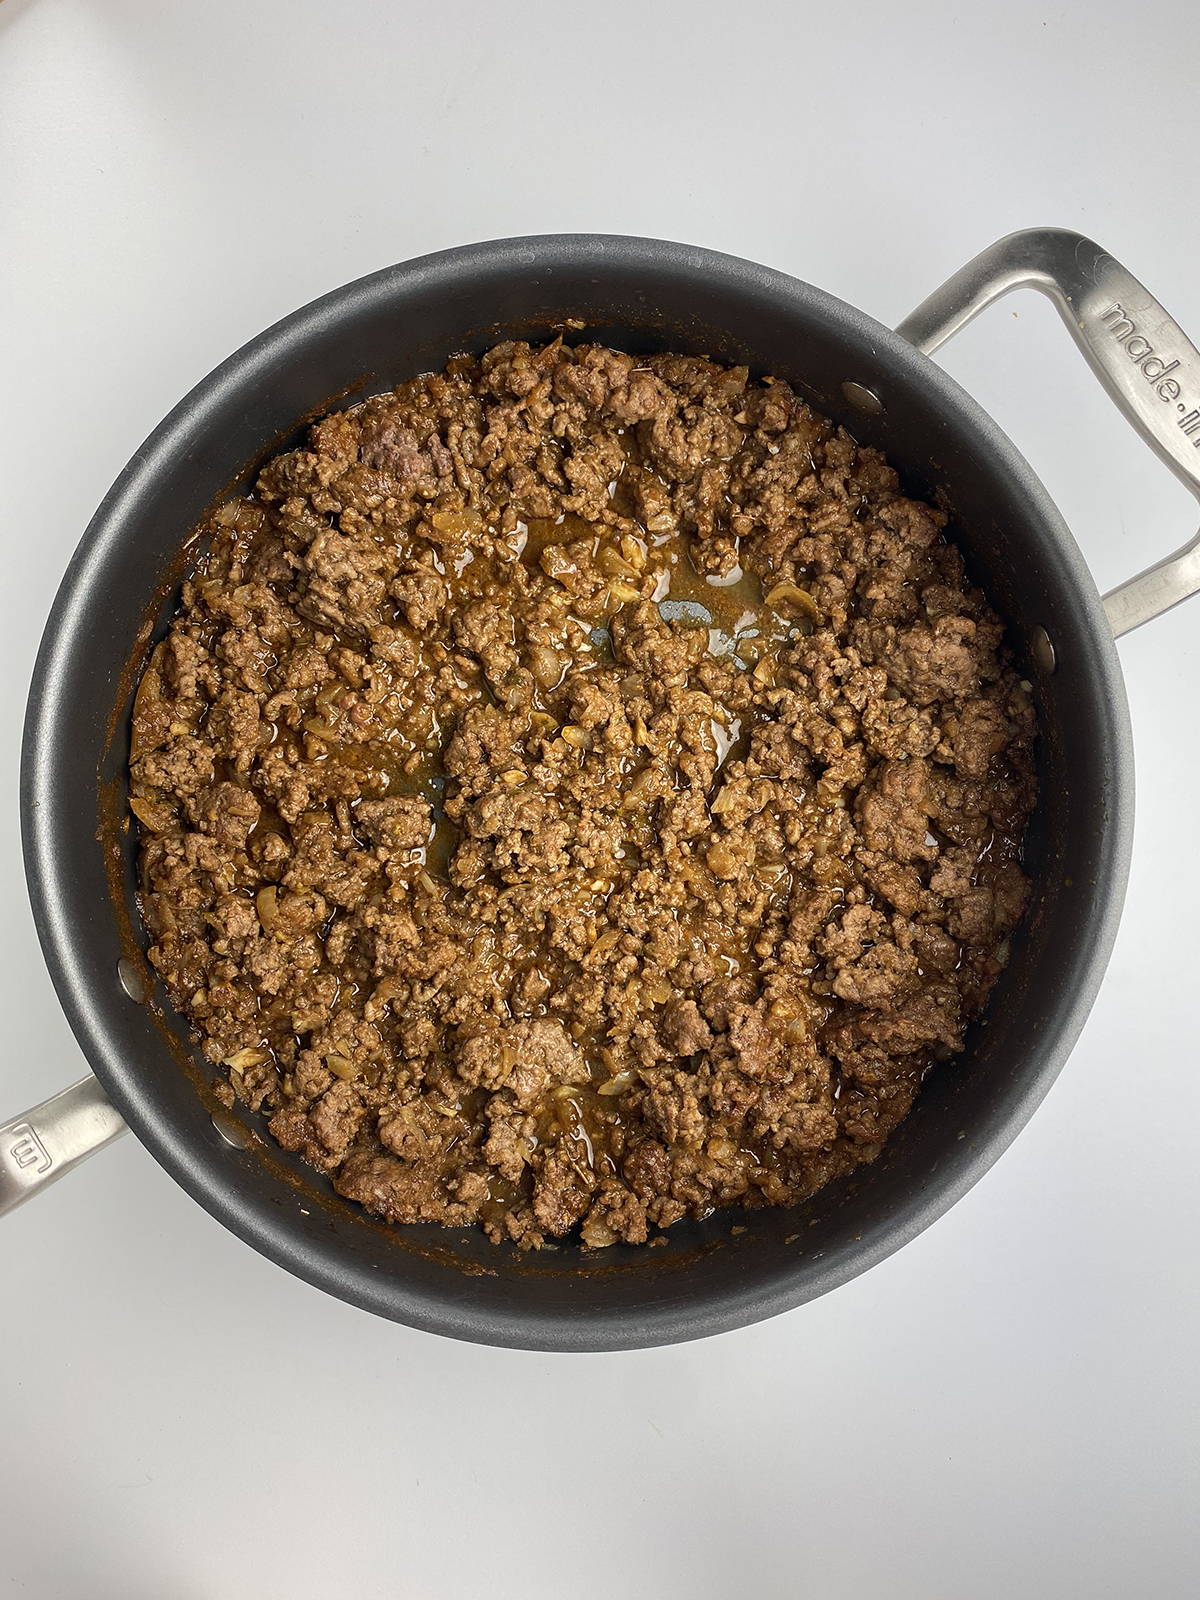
<box><xmin>129</xmin><ymin>340</ymin><xmax>1037</xmax><ymax>1250</ymax></box>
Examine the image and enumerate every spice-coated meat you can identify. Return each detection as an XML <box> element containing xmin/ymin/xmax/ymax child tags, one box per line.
<box><xmin>129</xmin><ymin>340</ymin><xmax>1037</xmax><ymax>1250</ymax></box>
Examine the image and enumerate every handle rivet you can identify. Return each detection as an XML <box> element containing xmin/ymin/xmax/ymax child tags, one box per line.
<box><xmin>117</xmin><ymin>958</ymin><xmax>146</xmax><ymax>1004</ymax></box>
<box><xmin>841</xmin><ymin>381</ymin><xmax>884</xmax><ymax>416</ymax></box>
<box><xmin>212</xmin><ymin>1114</ymin><xmax>249</xmax><ymax>1150</ymax></box>
<box><xmin>1032</xmin><ymin>626</ymin><xmax>1057</xmax><ymax>674</ymax></box>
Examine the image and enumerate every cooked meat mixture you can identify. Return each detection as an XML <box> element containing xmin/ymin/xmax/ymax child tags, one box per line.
<box><xmin>129</xmin><ymin>340</ymin><xmax>1036</xmax><ymax>1250</ymax></box>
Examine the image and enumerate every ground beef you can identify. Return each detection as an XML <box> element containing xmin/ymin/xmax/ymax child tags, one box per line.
<box><xmin>129</xmin><ymin>340</ymin><xmax>1037</xmax><ymax>1250</ymax></box>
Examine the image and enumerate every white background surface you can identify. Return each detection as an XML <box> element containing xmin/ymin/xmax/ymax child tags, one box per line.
<box><xmin>2</xmin><ymin>2</ymin><xmax>1198</xmax><ymax>1596</ymax></box>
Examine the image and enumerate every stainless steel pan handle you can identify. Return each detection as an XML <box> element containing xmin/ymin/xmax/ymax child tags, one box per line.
<box><xmin>895</xmin><ymin>226</ymin><xmax>1200</xmax><ymax>637</ymax></box>
<box><xmin>0</xmin><ymin>1075</ymin><xmax>126</xmax><ymax>1217</ymax></box>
